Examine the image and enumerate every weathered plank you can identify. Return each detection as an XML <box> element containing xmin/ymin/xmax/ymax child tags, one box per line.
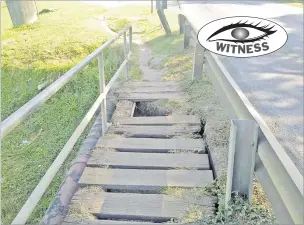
<box><xmin>97</xmin><ymin>137</ymin><xmax>205</xmax><ymax>153</ymax></box>
<box><xmin>126</xmin><ymin>81</ymin><xmax>179</xmax><ymax>88</ymax></box>
<box><xmin>70</xmin><ymin>191</ymin><xmax>216</xmax><ymax>222</ymax></box>
<box><xmin>79</xmin><ymin>168</ymin><xmax>213</xmax><ymax>190</ymax></box>
<box><xmin>108</xmin><ymin>125</ymin><xmax>200</xmax><ymax>138</ymax></box>
<box><xmin>63</xmin><ymin>220</ymin><xmax>166</xmax><ymax>225</ymax></box>
<box><xmin>114</xmin><ymin>115</ymin><xmax>200</xmax><ymax>126</ymax></box>
<box><xmin>88</xmin><ymin>152</ymin><xmax>210</xmax><ymax>170</ymax></box>
<box><xmin>116</xmin><ymin>86</ymin><xmax>181</xmax><ymax>93</ymax></box>
<box><xmin>118</xmin><ymin>92</ymin><xmax>184</xmax><ymax>101</ymax></box>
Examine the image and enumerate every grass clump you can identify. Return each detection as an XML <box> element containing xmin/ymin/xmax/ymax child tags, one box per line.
<box><xmin>163</xmin><ymin>176</ymin><xmax>275</xmax><ymax>224</ymax></box>
<box><xmin>106</xmin><ymin>17</ymin><xmax>130</xmax><ymax>32</ymax></box>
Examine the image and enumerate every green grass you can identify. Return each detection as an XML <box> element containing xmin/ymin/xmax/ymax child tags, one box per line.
<box><xmin>104</xmin><ymin>5</ymin><xmax>179</xmax><ymax>42</ymax></box>
<box><xmin>147</xmin><ymin>31</ymin><xmax>275</xmax><ymax>224</ymax></box>
<box><xmin>106</xmin><ymin>17</ymin><xmax>130</xmax><ymax>33</ymax></box>
<box><xmin>1</xmin><ymin>1</ymin><xmax>111</xmax><ymax>118</ymax></box>
<box><xmin>0</xmin><ymin>2</ymin><xmax>133</xmax><ymax>224</ymax></box>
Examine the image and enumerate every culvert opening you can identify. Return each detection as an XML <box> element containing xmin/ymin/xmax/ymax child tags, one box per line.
<box><xmin>133</xmin><ymin>101</ymin><xmax>172</xmax><ymax>117</ymax></box>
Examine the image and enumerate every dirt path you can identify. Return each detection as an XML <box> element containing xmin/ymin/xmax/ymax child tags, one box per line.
<box><xmin>99</xmin><ymin>16</ymin><xmax>163</xmax><ymax>81</ymax></box>
<box><xmin>135</xmin><ymin>38</ymin><xmax>163</xmax><ymax>81</ymax></box>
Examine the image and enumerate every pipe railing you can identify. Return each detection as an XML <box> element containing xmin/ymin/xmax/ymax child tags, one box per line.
<box><xmin>4</xmin><ymin>24</ymin><xmax>133</xmax><ymax>225</ymax></box>
<box><xmin>180</xmin><ymin>14</ymin><xmax>303</xmax><ymax>225</ymax></box>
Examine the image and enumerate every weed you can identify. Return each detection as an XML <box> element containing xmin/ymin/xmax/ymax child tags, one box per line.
<box><xmin>172</xmin><ymin>133</ymin><xmax>202</xmax><ymax>140</ymax></box>
<box><xmin>168</xmin><ymin>149</ymin><xmax>203</xmax><ymax>154</ymax></box>
<box><xmin>106</xmin><ymin>17</ymin><xmax>130</xmax><ymax>33</ymax></box>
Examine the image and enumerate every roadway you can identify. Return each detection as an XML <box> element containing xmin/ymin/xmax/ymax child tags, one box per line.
<box><xmin>178</xmin><ymin>0</ymin><xmax>303</xmax><ymax>173</ymax></box>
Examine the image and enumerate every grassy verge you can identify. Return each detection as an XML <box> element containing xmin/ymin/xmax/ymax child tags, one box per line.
<box><xmin>104</xmin><ymin>5</ymin><xmax>179</xmax><ymax>43</ymax></box>
<box><xmin>0</xmin><ymin>2</ymin><xmax>137</xmax><ymax>223</ymax></box>
<box><xmin>144</xmin><ymin>28</ymin><xmax>275</xmax><ymax>223</ymax></box>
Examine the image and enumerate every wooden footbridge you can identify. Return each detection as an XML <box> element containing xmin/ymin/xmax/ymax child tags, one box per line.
<box><xmin>4</xmin><ymin>21</ymin><xmax>302</xmax><ymax>225</ymax></box>
<box><xmin>63</xmin><ymin>81</ymin><xmax>216</xmax><ymax>224</ymax></box>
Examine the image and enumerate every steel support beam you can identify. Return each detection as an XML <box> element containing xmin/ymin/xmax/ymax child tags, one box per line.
<box><xmin>178</xmin><ymin>14</ymin><xmax>185</xmax><ymax>34</ymax></box>
<box><xmin>157</xmin><ymin>9</ymin><xmax>171</xmax><ymax>35</ymax></box>
<box><xmin>184</xmin><ymin>21</ymin><xmax>191</xmax><ymax>48</ymax></box>
<box><xmin>192</xmin><ymin>42</ymin><xmax>205</xmax><ymax>80</ymax></box>
<box><xmin>225</xmin><ymin>120</ymin><xmax>258</xmax><ymax>207</ymax></box>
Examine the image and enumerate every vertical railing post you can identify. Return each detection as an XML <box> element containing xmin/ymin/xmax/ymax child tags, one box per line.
<box><xmin>123</xmin><ymin>31</ymin><xmax>129</xmax><ymax>80</ymax></box>
<box><xmin>178</xmin><ymin>14</ymin><xmax>185</xmax><ymax>34</ymax></box>
<box><xmin>184</xmin><ymin>20</ymin><xmax>191</xmax><ymax>49</ymax></box>
<box><xmin>192</xmin><ymin>41</ymin><xmax>205</xmax><ymax>80</ymax></box>
<box><xmin>129</xmin><ymin>26</ymin><xmax>132</xmax><ymax>53</ymax></box>
<box><xmin>225</xmin><ymin>120</ymin><xmax>259</xmax><ymax>208</ymax></box>
<box><xmin>97</xmin><ymin>52</ymin><xmax>107</xmax><ymax>136</ymax></box>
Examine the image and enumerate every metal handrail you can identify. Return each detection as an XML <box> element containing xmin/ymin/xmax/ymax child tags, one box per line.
<box><xmin>1</xmin><ymin>24</ymin><xmax>132</xmax><ymax>139</ymax></box>
<box><xmin>7</xmin><ymin>24</ymin><xmax>133</xmax><ymax>225</ymax></box>
<box><xmin>182</xmin><ymin>15</ymin><xmax>303</xmax><ymax>224</ymax></box>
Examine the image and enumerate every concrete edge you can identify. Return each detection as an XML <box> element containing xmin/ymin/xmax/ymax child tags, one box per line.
<box><xmin>40</xmin><ymin>97</ymin><xmax>116</xmax><ymax>225</ymax></box>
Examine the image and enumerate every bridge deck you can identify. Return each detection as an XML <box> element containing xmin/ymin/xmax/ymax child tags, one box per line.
<box><xmin>64</xmin><ymin>81</ymin><xmax>216</xmax><ymax>224</ymax></box>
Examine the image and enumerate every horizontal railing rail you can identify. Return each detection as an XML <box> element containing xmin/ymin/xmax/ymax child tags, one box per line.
<box><xmin>180</xmin><ymin>14</ymin><xmax>303</xmax><ymax>225</ymax></box>
<box><xmin>3</xmin><ymin>24</ymin><xmax>133</xmax><ymax>225</ymax></box>
<box><xmin>1</xmin><ymin>24</ymin><xmax>132</xmax><ymax>139</ymax></box>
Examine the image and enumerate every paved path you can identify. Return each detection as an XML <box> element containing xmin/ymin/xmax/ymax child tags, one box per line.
<box><xmin>178</xmin><ymin>0</ymin><xmax>303</xmax><ymax>173</ymax></box>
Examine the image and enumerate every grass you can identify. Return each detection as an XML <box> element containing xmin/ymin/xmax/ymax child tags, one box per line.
<box><xmin>162</xmin><ymin>176</ymin><xmax>275</xmax><ymax>224</ymax></box>
<box><xmin>147</xmin><ymin>30</ymin><xmax>275</xmax><ymax>224</ymax></box>
<box><xmin>106</xmin><ymin>17</ymin><xmax>130</xmax><ymax>33</ymax></box>
<box><xmin>0</xmin><ymin>1</ymin><xmax>139</xmax><ymax>224</ymax></box>
<box><xmin>104</xmin><ymin>5</ymin><xmax>180</xmax><ymax>43</ymax></box>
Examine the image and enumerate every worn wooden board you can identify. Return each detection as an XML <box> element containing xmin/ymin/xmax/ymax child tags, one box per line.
<box><xmin>114</xmin><ymin>115</ymin><xmax>200</xmax><ymax>126</ymax></box>
<box><xmin>116</xmin><ymin>86</ymin><xmax>181</xmax><ymax>93</ymax></box>
<box><xmin>70</xmin><ymin>191</ymin><xmax>216</xmax><ymax>222</ymax></box>
<box><xmin>63</xmin><ymin>220</ymin><xmax>167</xmax><ymax>225</ymax></box>
<box><xmin>126</xmin><ymin>81</ymin><xmax>179</xmax><ymax>88</ymax></box>
<box><xmin>97</xmin><ymin>137</ymin><xmax>205</xmax><ymax>153</ymax></box>
<box><xmin>118</xmin><ymin>92</ymin><xmax>184</xmax><ymax>101</ymax></box>
<box><xmin>108</xmin><ymin>125</ymin><xmax>200</xmax><ymax>138</ymax></box>
<box><xmin>79</xmin><ymin>168</ymin><xmax>213</xmax><ymax>190</ymax></box>
<box><xmin>88</xmin><ymin>152</ymin><xmax>210</xmax><ymax>170</ymax></box>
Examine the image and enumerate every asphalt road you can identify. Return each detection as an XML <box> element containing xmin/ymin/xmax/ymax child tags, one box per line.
<box><xmin>179</xmin><ymin>0</ymin><xmax>303</xmax><ymax>173</ymax></box>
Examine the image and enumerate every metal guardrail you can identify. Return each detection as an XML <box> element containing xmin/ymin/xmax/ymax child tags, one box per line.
<box><xmin>180</xmin><ymin>15</ymin><xmax>303</xmax><ymax>225</ymax></box>
<box><xmin>2</xmin><ymin>24</ymin><xmax>133</xmax><ymax>225</ymax></box>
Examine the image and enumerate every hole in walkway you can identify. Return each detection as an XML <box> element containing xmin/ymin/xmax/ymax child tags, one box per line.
<box><xmin>133</xmin><ymin>101</ymin><xmax>172</xmax><ymax>117</ymax></box>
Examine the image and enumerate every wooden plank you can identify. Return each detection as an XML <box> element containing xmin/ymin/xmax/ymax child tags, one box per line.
<box><xmin>108</xmin><ymin>125</ymin><xmax>200</xmax><ymax>138</ymax></box>
<box><xmin>97</xmin><ymin>137</ymin><xmax>205</xmax><ymax>153</ymax></box>
<box><xmin>79</xmin><ymin>168</ymin><xmax>213</xmax><ymax>191</ymax></box>
<box><xmin>88</xmin><ymin>152</ymin><xmax>210</xmax><ymax>170</ymax></box>
<box><xmin>70</xmin><ymin>191</ymin><xmax>216</xmax><ymax>222</ymax></box>
<box><xmin>114</xmin><ymin>115</ymin><xmax>200</xmax><ymax>126</ymax></box>
<box><xmin>126</xmin><ymin>81</ymin><xmax>179</xmax><ymax>88</ymax></box>
<box><xmin>116</xmin><ymin>86</ymin><xmax>181</xmax><ymax>93</ymax></box>
<box><xmin>118</xmin><ymin>92</ymin><xmax>184</xmax><ymax>101</ymax></box>
<box><xmin>63</xmin><ymin>221</ymin><xmax>165</xmax><ymax>225</ymax></box>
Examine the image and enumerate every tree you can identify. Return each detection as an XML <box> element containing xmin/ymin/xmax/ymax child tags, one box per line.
<box><xmin>6</xmin><ymin>0</ymin><xmax>38</xmax><ymax>27</ymax></box>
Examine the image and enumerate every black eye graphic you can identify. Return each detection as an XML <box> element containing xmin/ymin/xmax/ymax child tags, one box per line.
<box><xmin>207</xmin><ymin>21</ymin><xmax>277</xmax><ymax>43</ymax></box>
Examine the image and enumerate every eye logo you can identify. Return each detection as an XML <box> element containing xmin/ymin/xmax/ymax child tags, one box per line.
<box><xmin>198</xmin><ymin>16</ymin><xmax>288</xmax><ymax>58</ymax></box>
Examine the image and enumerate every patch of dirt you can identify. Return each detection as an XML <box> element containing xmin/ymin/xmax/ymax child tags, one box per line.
<box><xmin>111</xmin><ymin>100</ymin><xmax>134</xmax><ymax>122</ymax></box>
<box><xmin>135</xmin><ymin>39</ymin><xmax>164</xmax><ymax>81</ymax></box>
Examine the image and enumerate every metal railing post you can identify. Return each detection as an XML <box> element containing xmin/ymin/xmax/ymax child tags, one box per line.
<box><xmin>192</xmin><ymin>41</ymin><xmax>205</xmax><ymax>80</ymax></box>
<box><xmin>129</xmin><ymin>26</ymin><xmax>132</xmax><ymax>53</ymax></box>
<box><xmin>178</xmin><ymin>14</ymin><xmax>185</xmax><ymax>34</ymax></box>
<box><xmin>97</xmin><ymin>53</ymin><xmax>107</xmax><ymax>136</ymax></box>
<box><xmin>184</xmin><ymin>20</ymin><xmax>191</xmax><ymax>49</ymax></box>
<box><xmin>123</xmin><ymin>32</ymin><xmax>129</xmax><ymax>80</ymax></box>
<box><xmin>225</xmin><ymin>120</ymin><xmax>259</xmax><ymax>208</ymax></box>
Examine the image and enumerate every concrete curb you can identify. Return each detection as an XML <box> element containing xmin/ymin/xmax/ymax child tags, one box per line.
<box><xmin>40</xmin><ymin>98</ymin><xmax>115</xmax><ymax>225</ymax></box>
